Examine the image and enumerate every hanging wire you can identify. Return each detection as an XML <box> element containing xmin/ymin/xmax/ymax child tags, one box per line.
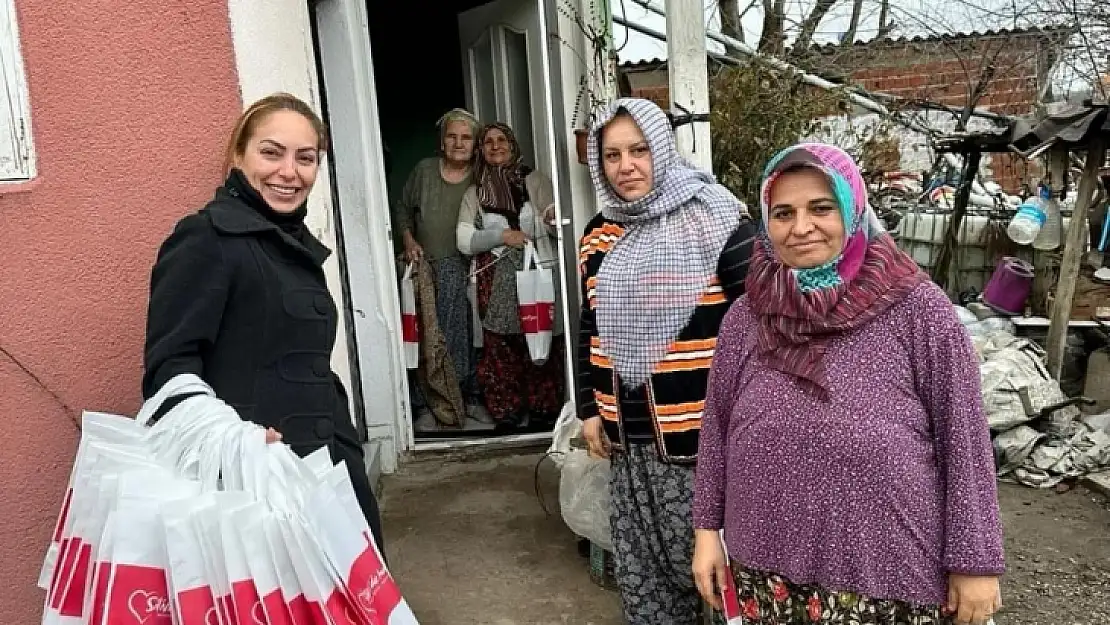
<box><xmin>533</xmin><ymin>450</ymin><xmax>563</xmax><ymax>516</ymax></box>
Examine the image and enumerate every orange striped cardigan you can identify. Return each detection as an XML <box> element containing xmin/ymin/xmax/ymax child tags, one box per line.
<box><xmin>576</xmin><ymin>213</ymin><xmax>756</xmax><ymax>464</ymax></box>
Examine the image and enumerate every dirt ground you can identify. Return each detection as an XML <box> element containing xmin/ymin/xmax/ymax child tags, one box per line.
<box><xmin>379</xmin><ymin>452</ymin><xmax>624</xmax><ymax>625</ymax></box>
<box><xmin>379</xmin><ymin>453</ymin><xmax>1110</xmax><ymax>625</ymax></box>
<box><xmin>994</xmin><ymin>482</ymin><xmax>1110</xmax><ymax>625</ymax></box>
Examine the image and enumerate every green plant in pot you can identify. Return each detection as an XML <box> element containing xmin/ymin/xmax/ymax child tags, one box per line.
<box><xmin>555</xmin><ymin>0</ymin><xmax>615</xmax><ymax>164</ymax></box>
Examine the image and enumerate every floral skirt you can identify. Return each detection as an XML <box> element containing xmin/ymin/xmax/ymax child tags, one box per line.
<box><xmin>729</xmin><ymin>562</ymin><xmax>952</xmax><ymax>625</ymax></box>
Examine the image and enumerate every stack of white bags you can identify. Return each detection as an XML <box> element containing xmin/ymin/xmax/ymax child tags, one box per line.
<box><xmin>38</xmin><ymin>374</ymin><xmax>419</xmax><ymax>625</ymax></box>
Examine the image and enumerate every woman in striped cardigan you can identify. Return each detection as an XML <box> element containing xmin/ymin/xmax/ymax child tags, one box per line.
<box><xmin>576</xmin><ymin>97</ymin><xmax>757</xmax><ymax>624</ymax></box>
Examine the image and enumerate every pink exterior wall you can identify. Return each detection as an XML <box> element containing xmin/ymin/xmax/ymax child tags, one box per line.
<box><xmin>0</xmin><ymin>1</ymin><xmax>242</xmax><ymax>620</ymax></box>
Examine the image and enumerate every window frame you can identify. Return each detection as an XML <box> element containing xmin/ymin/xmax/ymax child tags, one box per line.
<box><xmin>0</xmin><ymin>0</ymin><xmax>34</xmax><ymax>182</ymax></box>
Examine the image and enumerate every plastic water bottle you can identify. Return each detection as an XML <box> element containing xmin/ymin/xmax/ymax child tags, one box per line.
<box><xmin>1032</xmin><ymin>188</ymin><xmax>1063</xmax><ymax>250</ymax></box>
<box><xmin>1008</xmin><ymin>189</ymin><xmax>1048</xmax><ymax>245</ymax></box>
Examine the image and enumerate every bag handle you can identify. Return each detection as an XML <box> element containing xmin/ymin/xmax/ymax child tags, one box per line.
<box><xmin>522</xmin><ymin>241</ymin><xmax>537</xmax><ymax>271</ymax></box>
<box><xmin>135</xmin><ymin>373</ymin><xmax>213</xmax><ymax>427</ymax></box>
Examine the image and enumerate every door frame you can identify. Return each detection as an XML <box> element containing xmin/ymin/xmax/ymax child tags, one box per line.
<box><xmin>308</xmin><ymin>0</ymin><xmax>601</xmax><ymax>462</ymax></box>
<box><xmin>458</xmin><ymin>0</ymin><xmax>580</xmax><ymax>422</ymax></box>
<box><xmin>312</xmin><ymin>0</ymin><xmax>410</xmax><ymax>474</ymax></box>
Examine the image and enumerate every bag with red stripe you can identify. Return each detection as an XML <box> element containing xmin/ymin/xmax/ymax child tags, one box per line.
<box><xmin>515</xmin><ymin>242</ymin><xmax>555</xmax><ymax>365</ymax></box>
<box><xmin>400</xmin><ymin>262</ymin><xmax>419</xmax><ymax>369</ymax></box>
<box><xmin>39</xmin><ymin>375</ymin><xmax>421</xmax><ymax>625</ymax></box>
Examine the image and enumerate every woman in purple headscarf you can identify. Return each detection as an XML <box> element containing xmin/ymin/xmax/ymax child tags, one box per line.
<box><xmin>691</xmin><ymin>143</ymin><xmax>1004</xmax><ymax>625</ymax></box>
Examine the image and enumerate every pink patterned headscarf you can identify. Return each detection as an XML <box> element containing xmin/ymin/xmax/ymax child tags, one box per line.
<box><xmin>745</xmin><ymin>142</ymin><xmax>927</xmax><ymax>396</ymax></box>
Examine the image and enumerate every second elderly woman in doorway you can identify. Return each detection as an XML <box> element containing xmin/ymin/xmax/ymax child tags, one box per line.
<box><xmin>393</xmin><ymin>109</ymin><xmax>487</xmax><ymax>425</ymax></box>
<box><xmin>143</xmin><ymin>93</ymin><xmax>385</xmax><ymax>553</ymax></box>
<box><xmin>577</xmin><ymin>98</ymin><xmax>757</xmax><ymax>624</ymax></box>
<box><xmin>457</xmin><ymin>122</ymin><xmax>565</xmax><ymax>431</ymax></box>
<box><xmin>692</xmin><ymin>143</ymin><xmax>1004</xmax><ymax>625</ymax></box>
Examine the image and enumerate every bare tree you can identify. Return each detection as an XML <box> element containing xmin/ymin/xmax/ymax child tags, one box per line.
<box><xmin>841</xmin><ymin>0</ymin><xmax>865</xmax><ymax>46</ymax></box>
<box><xmin>793</xmin><ymin>0</ymin><xmax>841</xmax><ymax>51</ymax></box>
<box><xmin>877</xmin><ymin>0</ymin><xmax>892</xmax><ymax>38</ymax></box>
<box><xmin>718</xmin><ymin>0</ymin><xmax>745</xmax><ymax>43</ymax></box>
<box><xmin>757</xmin><ymin>0</ymin><xmax>788</xmax><ymax>54</ymax></box>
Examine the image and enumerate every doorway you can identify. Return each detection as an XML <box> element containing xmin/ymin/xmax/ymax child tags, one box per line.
<box><xmin>314</xmin><ymin>0</ymin><xmax>581</xmax><ymax>452</ymax></box>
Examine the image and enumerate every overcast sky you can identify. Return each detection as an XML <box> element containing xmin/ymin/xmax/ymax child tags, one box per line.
<box><xmin>611</xmin><ymin>0</ymin><xmax>1095</xmax><ymax>94</ymax></box>
<box><xmin>613</xmin><ymin>0</ymin><xmax>1041</xmax><ymax>63</ymax></box>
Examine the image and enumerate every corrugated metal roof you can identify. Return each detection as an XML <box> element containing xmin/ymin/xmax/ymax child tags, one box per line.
<box><xmin>620</xmin><ymin>57</ymin><xmax>668</xmax><ymax>70</ymax></box>
<box><xmin>618</xmin><ymin>25</ymin><xmax>1075</xmax><ymax>69</ymax></box>
<box><xmin>811</xmin><ymin>25</ymin><xmax>1075</xmax><ymax>53</ymax></box>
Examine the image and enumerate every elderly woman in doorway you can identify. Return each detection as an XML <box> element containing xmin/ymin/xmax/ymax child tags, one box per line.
<box><xmin>456</xmin><ymin>122</ymin><xmax>565</xmax><ymax>431</ymax></box>
<box><xmin>142</xmin><ymin>92</ymin><xmax>384</xmax><ymax>553</ymax></box>
<box><xmin>577</xmin><ymin>97</ymin><xmax>757</xmax><ymax>624</ymax></box>
<box><xmin>393</xmin><ymin>108</ymin><xmax>488</xmax><ymax>427</ymax></box>
<box><xmin>692</xmin><ymin>143</ymin><xmax>1005</xmax><ymax>625</ymax></box>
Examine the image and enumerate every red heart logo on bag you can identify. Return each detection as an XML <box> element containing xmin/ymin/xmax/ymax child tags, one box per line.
<box><xmin>127</xmin><ymin>589</ymin><xmax>171</xmax><ymax>624</ymax></box>
<box><xmin>356</xmin><ymin>587</ymin><xmax>380</xmax><ymax>622</ymax></box>
<box><xmin>345</xmin><ymin>602</ymin><xmax>373</xmax><ymax>625</ymax></box>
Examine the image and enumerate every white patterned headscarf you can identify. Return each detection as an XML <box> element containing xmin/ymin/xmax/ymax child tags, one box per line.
<box><xmin>587</xmin><ymin>98</ymin><xmax>747</xmax><ymax>388</ymax></box>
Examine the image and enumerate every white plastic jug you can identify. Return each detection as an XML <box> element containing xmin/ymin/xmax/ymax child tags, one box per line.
<box><xmin>1008</xmin><ymin>189</ymin><xmax>1048</xmax><ymax>245</ymax></box>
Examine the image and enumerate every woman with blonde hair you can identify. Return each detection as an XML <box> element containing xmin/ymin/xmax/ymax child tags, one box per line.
<box><xmin>692</xmin><ymin>143</ymin><xmax>1003</xmax><ymax>625</ymax></box>
<box><xmin>143</xmin><ymin>92</ymin><xmax>384</xmax><ymax>552</ymax></box>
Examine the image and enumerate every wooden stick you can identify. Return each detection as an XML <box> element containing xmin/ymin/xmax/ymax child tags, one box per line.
<box><xmin>1032</xmin><ymin>148</ymin><xmax>1068</xmax><ymax>315</ymax></box>
<box><xmin>1046</xmin><ymin>138</ymin><xmax>1106</xmax><ymax>379</ymax></box>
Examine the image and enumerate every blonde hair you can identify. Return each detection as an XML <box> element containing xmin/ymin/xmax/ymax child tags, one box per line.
<box><xmin>224</xmin><ymin>92</ymin><xmax>329</xmax><ymax>174</ymax></box>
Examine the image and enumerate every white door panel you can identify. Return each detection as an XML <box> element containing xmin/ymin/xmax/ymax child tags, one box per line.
<box><xmin>459</xmin><ymin>0</ymin><xmax>546</xmax><ymax>174</ymax></box>
<box><xmin>458</xmin><ymin>0</ymin><xmax>579</xmax><ymax>415</ymax></box>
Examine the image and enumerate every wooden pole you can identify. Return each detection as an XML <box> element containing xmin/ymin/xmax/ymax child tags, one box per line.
<box><xmin>664</xmin><ymin>0</ymin><xmax>712</xmax><ymax>170</ymax></box>
<box><xmin>1046</xmin><ymin>138</ymin><xmax>1106</xmax><ymax>379</ymax></box>
<box><xmin>1032</xmin><ymin>148</ymin><xmax>1069</xmax><ymax>315</ymax></box>
<box><xmin>930</xmin><ymin>150</ymin><xmax>982</xmax><ymax>291</ymax></box>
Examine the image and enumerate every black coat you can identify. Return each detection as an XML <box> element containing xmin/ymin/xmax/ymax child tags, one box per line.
<box><xmin>143</xmin><ymin>175</ymin><xmax>384</xmax><ymax>550</ymax></box>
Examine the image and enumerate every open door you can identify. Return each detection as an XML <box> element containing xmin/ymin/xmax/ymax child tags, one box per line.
<box><xmin>458</xmin><ymin>0</ymin><xmax>579</xmax><ymax>415</ymax></box>
<box><xmin>312</xmin><ymin>0</ymin><xmax>408</xmax><ymax>476</ymax></box>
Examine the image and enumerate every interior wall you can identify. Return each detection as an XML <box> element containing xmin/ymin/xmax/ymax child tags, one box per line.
<box><xmin>367</xmin><ymin>1</ymin><xmax>468</xmax><ymax>212</ymax></box>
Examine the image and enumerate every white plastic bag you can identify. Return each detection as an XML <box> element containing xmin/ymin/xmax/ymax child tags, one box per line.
<box><xmin>516</xmin><ymin>241</ymin><xmax>555</xmax><ymax>364</ymax></box>
<box><xmin>558</xmin><ymin>449</ymin><xmax>612</xmax><ymax>552</ymax></box>
<box><xmin>303</xmin><ymin>479</ymin><xmax>418</xmax><ymax>625</ymax></box>
<box><xmin>45</xmin><ymin>440</ymin><xmax>158</xmax><ymax>625</ymax></box>
<box><xmin>100</xmin><ymin>470</ymin><xmax>200</xmax><ymax>625</ymax></box>
<box><xmin>234</xmin><ymin>505</ymin><xmax>295</xmax><ymax>625</ymax></box>
<box><xmin>519</xmin><ymin>201</ymin><xmax>558</xmax><ymax>270</ymax></box>
<box><xmin>39</xmin><ymin>411</ymin><xmax>145</xmax><ymax>593</ymax></box>
<box><xmin>401</xmin><ymin>262</ymin><xmax>419</xmax><ymax>369</ymax></box>
<box><xmin>219</xmin><ymin>495</ymin><xmax>264</xmax><ymax>625</ymax></box>
<box><xmin>263</xmin><ymin>514</ymin><xmax>316</xmax><ymax>624</ymax></box>
<box><xmin>41</xmin><ymin>374</ymin><xmax>421</xmax><ymax>625</ymax></box>
<box><xmin>162</xmin><ymin>497</ymin><xmax>219</xmax><ymax>625</ymax></box>
<box><xmin>546</xmin><ymin>402</ymin><xmax>580</xmax><ymax>469</ymax></box>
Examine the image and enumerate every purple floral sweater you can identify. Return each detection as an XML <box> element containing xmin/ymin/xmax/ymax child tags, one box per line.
<box><xmin>693</xmin><ymin>281</ymin><xmax>1005</xmax><ymax>606</ymax></box>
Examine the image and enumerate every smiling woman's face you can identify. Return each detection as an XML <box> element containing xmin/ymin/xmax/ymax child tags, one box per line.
<box><xmin>233</xmin><ymin>109</ymin><xmax>320</xmax><ymax>213</ymax></box>
<box><xmin>481</xmin><ymin>127</ymin><xmax>513</xmax><ymax>166</ymax></box>
<box><xmin>765</xmin><ymin>167</ymin><xmax>846</xmax><ymax>269</ymax></box>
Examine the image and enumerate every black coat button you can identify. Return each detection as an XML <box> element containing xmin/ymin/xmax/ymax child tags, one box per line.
<box><xmin>314</xmin><ymin>418</ymin><xmax>334</xmax><ymax>439</ymax></box>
